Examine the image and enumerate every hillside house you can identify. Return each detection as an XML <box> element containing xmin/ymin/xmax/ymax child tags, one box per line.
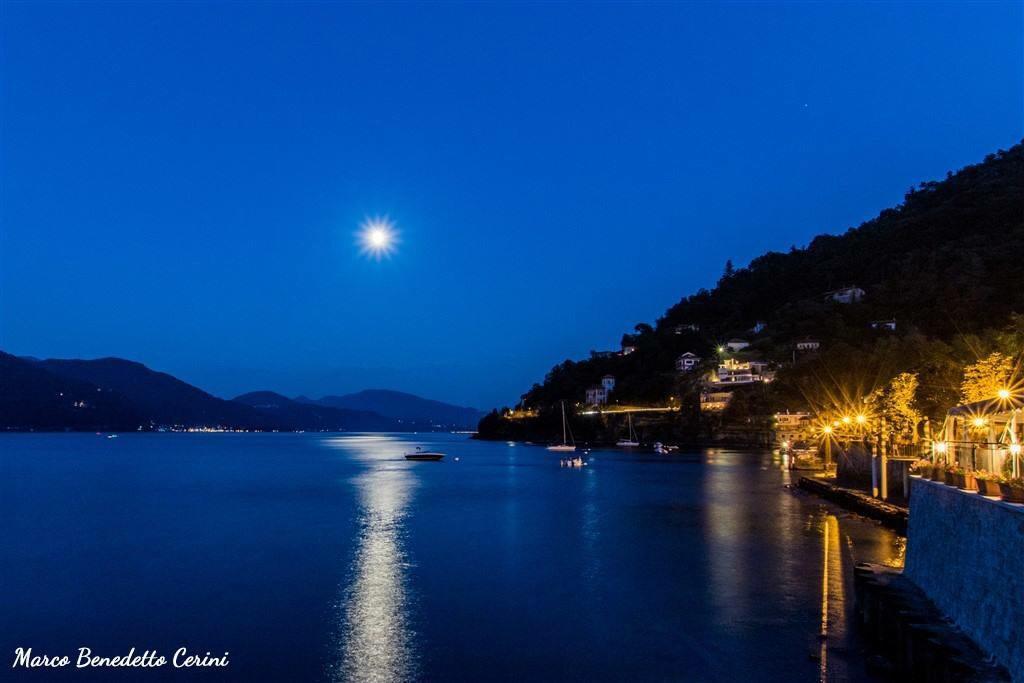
<box><xmin>870</xmin><ymin>319</ymin><xmax>897</xmax><ymax>331</ymax></box>
<box><xmin>621</xmin><ymin>344</ymin><xmax>637</xmax><ymax>355</ymax></box>
<box><xmin>585</xmin><ymin>376</ymin><xmax>616</xmax><ymax>406</ymax></box>
<box><xmin>725</xmin><ymin>338</ymin><xmax>750</xmax><ymax>352</ymax></box>
<box><xmin>700</xmin><ymin>390</ymin><xmax>733</xmax><ymax>412</ymax></box>
<box><xmin>750</xmin><ymin>321</ymin><xmax>767</xmax><ymax>334</ymax></box>
<box><xmin>824</xmin><ymin>286</ymin><xmax>865</xmax><ymax>304</ymax></box>
<box><xmin>676</xmin><ymin>352</ymin><xmax>701</xmax><ymax>372</ymax></box>
<box><xmin>674</xmin><ymin>323</ymin><xmax>700</xmax><ymax>334</ymax></box>
<box><xmin>585</xmin><ymin>385</ymin><xmax>609</xmax><ymax>405</ymax></box>
<box><xmin>795</xmin><ymin>337</ymin><xmax>820</xmax><ymax>351</ymax></box>
<box><xmin>711</xmin><ymin>358</ymin><xmax>772</xmax><ymax>385</ymax></box>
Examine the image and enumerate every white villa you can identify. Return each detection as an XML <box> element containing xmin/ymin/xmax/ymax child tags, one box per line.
<box><xmin>725</xmin><ymin>338</ymin><xmax>750</xmax><ymax>352</ymax></box>
<box><xmin>674</xmin><ymin>323</ymin><xmax>700</xmax><ymax>334</ymax></box>
<box><xmin>585</xmin><ymin>375</ymin><xmax>616</xmax><ymax>405</ymax></box>
<box><xmin>795</xmin><ymin>337</ymin><xmax>821</xmax><ymax>351</ymax></box>
<box><xmin>711</xmin><ymin>358</ymin><xmax>772</xmax><ymax>385</ymax></box>
<box><xmin>825</xmin><ymin>286</ymin><xmax>866</xmax><ymax>304</ymax></box>
<box><xmin>676</xmin><ymin>352</ymin><xmax>701</xmax><ymax>372</ymax></box>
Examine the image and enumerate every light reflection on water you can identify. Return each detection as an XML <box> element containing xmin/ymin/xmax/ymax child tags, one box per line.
<box><xmin>325</xmin><ymin>435</ymin><xmax>418</xmax><ymax>683</ymax></box>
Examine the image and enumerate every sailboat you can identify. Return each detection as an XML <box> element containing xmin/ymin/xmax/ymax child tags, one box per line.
<box><xmin>616</xmin><ymin>413</ymin><xmax>640</xmax><ymax>447</ymax></box>
<box><xmin>547</xmin><ymin>401</ymin><xmax>576</xmax><ymax>452</ymax></box>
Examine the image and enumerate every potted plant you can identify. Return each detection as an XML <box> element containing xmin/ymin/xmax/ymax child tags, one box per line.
<box><xmin>948</xmin><ymin>465</ymin><xmax>976</xmax><ymax>490</ymax></box>
<box><xmin>943</xmin><ymin>464</ymin><xmax>958</xmax><ymax>486</ymax></box>
<box><xmin>909</xmin><ymin>458</ymin><xmax>931</xmax><ymax>478</ymax></box>
<box><xmin>974</xmin><ymin>470</ymin><xmax>1001</xmax><ymax>497</ymax></box>
<box><xmin>998</xmin><ymin>476</ymin><xmax>1024</xmax><ymax>504</ymax></box>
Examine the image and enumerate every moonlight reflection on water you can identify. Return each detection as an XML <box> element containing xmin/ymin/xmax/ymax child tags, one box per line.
<box><xmin>328</xmin><ymin>436</ymin><xmax>418</xmax><ymax>683</ymax></box>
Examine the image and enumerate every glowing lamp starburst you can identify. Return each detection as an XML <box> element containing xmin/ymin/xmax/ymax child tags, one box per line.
<box><xmin>997</xmin><ymin>388</ymin><xmax>1011</xmax><ymax>400</ymax></box>
<box><xmin>358</xmin><ymin>218</ymin><xmax>398</xmax><ymax>259</ymax></box>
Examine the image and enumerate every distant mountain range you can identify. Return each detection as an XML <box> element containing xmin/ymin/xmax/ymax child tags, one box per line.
<box><xmin>295</xmin><ymin>390</ymin><xmax>484</xmax><ymax>430</ymax></box>
<box><xmin>0</xmin><ymin>352</ymin><xmax>483</xmax><ymax>432</ymax></box>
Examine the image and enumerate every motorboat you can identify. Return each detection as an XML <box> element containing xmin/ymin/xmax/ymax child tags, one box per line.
<box><xmin>405</xmin><ymin>447</ymin><xmax>445</xmax><ymax>461</ymax></box>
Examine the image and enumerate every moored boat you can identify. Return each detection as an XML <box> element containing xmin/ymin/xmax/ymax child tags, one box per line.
<box><xmin>405</xmin><ymin>447</ymin><xmax>445</xmax><ymax>461</ymax></box>
<box><xmin>547</xmin><ymin>401</ymin><xmax>576</xmax><ymax>452</ymax></box>
<box><xmin>616</xmin><ymin>413</ymin><xmax>640</xmax><ymax>447</ymax></box>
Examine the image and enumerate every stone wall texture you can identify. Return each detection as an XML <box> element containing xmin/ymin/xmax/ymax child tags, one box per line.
<box><xmin>905</xmin><ymin>477</ymin><xmax>1024</xmax><ymax>680</ymax></box>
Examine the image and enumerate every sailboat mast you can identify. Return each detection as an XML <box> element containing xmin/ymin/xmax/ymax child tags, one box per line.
<box><xmin>561</xmin><ymin>401</ymin><xmax>567</xmax><ymax>444</ymax></box>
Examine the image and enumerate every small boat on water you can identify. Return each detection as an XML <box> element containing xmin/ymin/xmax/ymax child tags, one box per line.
<box><xmin>616</xmin><ymin>413</ymin><xmax>640</xmax><ymax>448</ymax></box>
<box><xmin>547</xmin><ymin>401</ymin><xmax>576</xmax><ymax>452</ymax></box>
<box><xmin>405</xmin><ymin>447</ymin><xmax>445</xmax><ymax>461</ymax></box>
<box><xmin>653</xmin><ymin>442</ymin><xmax>679</xmax><ymax>454</ymax></box>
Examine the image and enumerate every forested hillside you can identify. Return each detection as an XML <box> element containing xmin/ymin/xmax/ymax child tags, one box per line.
<box><xmin>479</xmin><ymin>142</ymin><xmax>1024</xmax><ymax>442</ymax></box>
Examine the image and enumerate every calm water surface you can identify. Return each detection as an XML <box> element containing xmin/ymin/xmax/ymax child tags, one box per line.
<box><xmin>1</xmin><ymin>433</ymin><xmax>903</xmax><ymax>682</ymax></box>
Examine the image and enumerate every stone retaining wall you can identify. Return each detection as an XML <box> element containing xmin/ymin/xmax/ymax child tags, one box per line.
<box><xmin>905</xmin><ymin>477</ymin><xmax>1024</xmax><ymax>680</ymax></box>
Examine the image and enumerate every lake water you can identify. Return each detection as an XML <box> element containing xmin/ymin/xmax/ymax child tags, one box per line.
<box><xmin>1</xmin><ymin>433</ymin><xmax>903</xmax><ymax>682</ymax></box>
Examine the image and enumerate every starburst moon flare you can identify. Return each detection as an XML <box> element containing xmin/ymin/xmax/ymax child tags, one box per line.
<box><xmin>358</xmin><ymin>218</ymin><xmax>398</xmax><ymax>259</ymax></box>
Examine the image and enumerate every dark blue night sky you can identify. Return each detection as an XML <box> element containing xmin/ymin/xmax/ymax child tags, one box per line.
<box><xmin>2</xmin><ymin>2</ymin><xmax>1021</xmax><ymax>408</ymax></box>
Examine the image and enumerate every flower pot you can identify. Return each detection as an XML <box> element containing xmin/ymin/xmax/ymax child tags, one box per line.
<box><xmin>943</xmin><ymin>471</ymin><xmax>956</xmax><ymax>486</ymax></box>
<box><xmin>961</xmin><ymin>473</ymin><xmax>977</xmax><ymax>491</ymax></box>
<box><xmin>999</xmin><ymin>483</ymin><xmax>1024</xmax><ymax>504</ymax></box>
<box><xmin>976</xmin><ymin>478</ymin><xmax>1001</xmax><ymax>497</ymax></box>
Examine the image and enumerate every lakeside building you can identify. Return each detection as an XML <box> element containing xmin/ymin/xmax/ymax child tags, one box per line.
<box><xmin>675</xmin><ymin>352</ymin><xmax>701</xmax><ymax>372</ymax></box>
<box><xmin>772</xmin><ymin>411</ymin><xmax>811</xmax><ymax>445</ymax></box>
<box><xmin>700</xmin><ymin>390</ymin><xmax>733</xmax><ymax>412</ymax></box>
<box><xmin>725</xmin><ymin>338</ymin><xmax>750</xmax><ymax>352</ymax></box>
<box><xmin>935</xmin><ymin>398</ymin><xmax>1023</xmax><ymax>474</ymax></box>
<box><xmin>824</xmin><ymin>285</ymin><xmax>866</xmax><ymax>304</ymax></box>
<box><xmin>870</xmin><ymin>319</ymin><xmax>897</xmax><ymax>331</ymax></box>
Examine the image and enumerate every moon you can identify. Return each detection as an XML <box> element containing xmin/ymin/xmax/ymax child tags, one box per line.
<box><xmin>358</xmin><ymin>218</ymin><xmax>398</xmax><ymax>259</ymax></box>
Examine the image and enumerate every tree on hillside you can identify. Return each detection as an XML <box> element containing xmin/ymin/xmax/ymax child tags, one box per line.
<box><xmin>961</xmin><ymin>352</ymin><xmax>1014</xmax><ymax>403</ymax></box>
